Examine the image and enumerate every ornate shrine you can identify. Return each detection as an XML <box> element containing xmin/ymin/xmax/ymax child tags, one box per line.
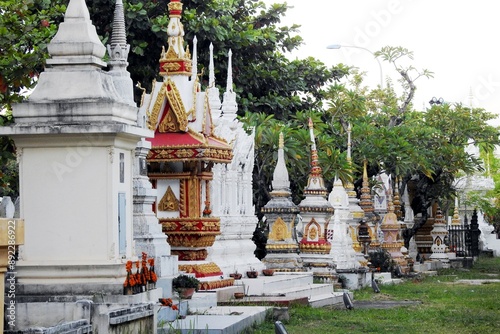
<box><xmin>380</xmin><ymin>191</ymin><xmax>405</xmax><ymax>266</ymax></box>
<box><xmin>261</xmin><ymin>133</ymin><xmax>303</xmax><ymax>271</ymax></box>
<box><xmin>298</xmin><ymin>119</ymin><xmax>335</xmax><ymax>277</ymax></box>
<box><xmin>141</xmin><ymin>0</ymin><xmax>233</xmax><ymax>280</ymax></box>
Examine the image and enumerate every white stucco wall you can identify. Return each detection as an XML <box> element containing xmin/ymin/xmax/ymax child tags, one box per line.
<box><xmin>16</xmin><ymin>134</ymin><xmax>137</xmax><ymax>265</ymax></box>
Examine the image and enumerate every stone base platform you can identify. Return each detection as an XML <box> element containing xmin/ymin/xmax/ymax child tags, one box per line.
<box><xmin>158</xmin><ymin>306</ymin><xmax>269</xmax><ymax>334</ymax></box>
<box><xmin>157</xmin><ymin>272</ymin><xmax>350</xmax><ymax>332</ymax></box>
<box><xmin>373</xmin><ymin>272</ymin><xmax>403</xmax><ymax>285</ymax></box>
<box><xmin>208</xmin><ymin>272</ymin><xmax>343</xmax><ymax>308</ymax></box>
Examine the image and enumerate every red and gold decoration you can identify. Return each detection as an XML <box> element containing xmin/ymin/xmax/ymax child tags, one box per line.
<box><xmin>300</xmin><ymin>218</ymin><xmax>331</xmax><ymax>254</ymax></box>
<box><xmin>145</xmin><ymin>1</ymin><xmax>232</xmax><ymax>280</ymax></box>
<box><xmin>298</xmin><ymin>119</ymin><xmax>334</xmax><ymax>256</ymax></box>
<box><xmin>158</xmin><ymin>0</ymin><xmax>192</xmax><ymax>76</ymax></box>
<box><xmin>197</xmin><ymin>278</ymin><xmax>235</xmax><ymax>291</ymax></box>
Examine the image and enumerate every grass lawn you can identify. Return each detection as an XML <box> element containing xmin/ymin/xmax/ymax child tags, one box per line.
<box><xmin>252</xmin><ymin>256</ymin><xmax>500</xmax><ymax>334</ymax></box>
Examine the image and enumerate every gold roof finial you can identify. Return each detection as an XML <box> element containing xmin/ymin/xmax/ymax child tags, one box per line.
<box><xmin>159</xmin><ymin>1</ymin><xmax>192</xmax><ymax>76</ymax></box>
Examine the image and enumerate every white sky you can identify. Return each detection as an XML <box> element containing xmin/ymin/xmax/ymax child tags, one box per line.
<box><xmin>264</xmin><ymin>0</ymin><xmax>500</xmax><ymax>122</ymax></box>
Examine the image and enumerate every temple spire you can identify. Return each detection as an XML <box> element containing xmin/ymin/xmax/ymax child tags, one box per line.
<box><xmin>451</xmin><ymin>197</ymin><xmax>462</xmax><ymax>225</ymax></box>
<box><xmin>207</xmin><ymin>43</ymin><xmax>222</xmax><ymax>116</ymax></box>
<box><xmin>46</xmin><ymin>0</ymin><xmax>106</xmax><ymax>68</ymax></box>
<box><xmin>221</xmin><ymin>49</ymin><xmax>237</xmax><ymax>121</ymax></box>
<box><xmin>209</xmin><ymin>43</ymin><xmax>216</xmax><ymax>87</ymax></box>
<box><xmin>109</xmin><ymin>0</ymin><xmax>127</xmax><ymax>47</ymax></box>
<box><xmin>107</xmin><ymin>0</ymin><xmax>134</xmax><ymax>104</ymax></box>
<box><xmin>271</xmin><ymin>132</ymin><xmax>290</xmax><ymax>192</ymax></box>
<box><xmin>393</xmin><ymin>176</ymin><xmax>402</xmax><ymax>219</ymax></box>
<box><xmin>298</xmin><ymin>119</ymin><xmax>334</xmax><ymax>270</ymax></box>
<box><xmin>359</xmin><ymin>160</ymin><xmax>374</xmax><ymax>217</ymax></box>
<box><xmin>226</xmin><ymin>49</ymin><xmax>234</xmax><ymax>92</ymax></box>
<box><xmin>159</xmin><ymin>0</ymin><xmax>192</xmax><ymax>76</ymax></box>
<box><xmin>191</xmin><ymin>36</ymin><xmax>198</xmax><ymax>80</ymax></box>
<box><xmin>303</xmin><ymin>118</ymin><xmax>327</xmax><ymax>195</ymax></box>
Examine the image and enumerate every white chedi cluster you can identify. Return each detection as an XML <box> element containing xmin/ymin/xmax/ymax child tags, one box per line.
<box><xmin>209</xmin><ymin>48</ymin><xmax>263</xmax><ymax>274</ymax></box>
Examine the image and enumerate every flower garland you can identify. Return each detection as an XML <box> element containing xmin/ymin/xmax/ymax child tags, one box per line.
<box><xmin>123</xmin><ymin>252</ymin><xmax>158</xmax><ymax>295</ymax></box>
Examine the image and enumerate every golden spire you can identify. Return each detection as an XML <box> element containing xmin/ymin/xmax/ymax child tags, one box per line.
<box><xmin>359</xmin><ymin>159</ymin><xmax>374</xmax><ymax>215</ymax></box>
<box><xmin>393</xmin><ymin>176</ymin><xmax>402</xmax><ymax>219</ymax></box>
<box><xmin>451</xmin><ymin>197</ymin><xmax>461</xmax><ymax>225</ymax></box>
<box><xmin>159</xmin><ymin>1</ymin><xmax>192</xmax><ymax>76</ymax></box>
<box><xmin>304</xmin><ymin>118</ymin><xmax>327</xmax><ymax>196</ymax></box>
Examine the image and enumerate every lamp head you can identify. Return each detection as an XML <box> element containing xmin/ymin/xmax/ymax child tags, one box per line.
<box><xmin>327</xmin><ymin>44</ymin><xmax>342</xmax><ymax>50</ymax></box>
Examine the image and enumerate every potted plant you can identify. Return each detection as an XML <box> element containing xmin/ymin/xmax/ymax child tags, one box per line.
<box><xmin>172</xmin><ymin>274</ymin><xmax>200</xmax><ymax>299</ymax></box>
<box><xmin>246</xmin><ymin>267</ymin><xmax>258</xmax><ymax>278</ymax></box>
<box><xmin>233</xmin><ymin>292</ymin><xmax>245</xmax><ymax>299</ymax></box>
<box><xmin>230</xmin><ymin>270</ymin><xmax>242</xmax><ymax>280</ymax></box>
<box><xmin>262</xmin><ymin>268</ymin><xmax>275</xmax><ymax>276</ymax></box>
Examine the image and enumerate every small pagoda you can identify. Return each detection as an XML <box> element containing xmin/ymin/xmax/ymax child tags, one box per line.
<box><xmin>429</xmin><ymin>207</ymin><xmax>450</xmax><ymax>268</ymax></box>
<box><xmin>380</xmin><ymin>191</ymin><xmax>405</xmax><ymax>266</ymax></box>
<box><xmin>359</xmin><ymin>160</ymin><xmax>380</xmax><ymax>250</ymax></box>
<box><xmin>141</xmin><ymin>0</ymin><xmax>233</xmax><ymax>283</ymax></box>
<box><xmin>298</xmin><ymin>119</ymin><xmax>335</xmax><ymax>280</ymax></box>
<box><xmin>261</xmin><ymin>133</ymin><xmax>303</xmax><ymax>271</ymax></box>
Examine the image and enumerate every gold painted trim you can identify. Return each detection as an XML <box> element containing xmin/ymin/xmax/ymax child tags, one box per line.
<box><xmin>146</xmin><ymin>80</ymin><xmax>166</xmax><ymax>130</ymax></box>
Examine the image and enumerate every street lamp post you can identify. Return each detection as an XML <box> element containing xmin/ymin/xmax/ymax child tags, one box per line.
<box><xmin>327</xmin><ymin>44</ymin><xmax>384</xmax><ymax>89</ymax></box>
